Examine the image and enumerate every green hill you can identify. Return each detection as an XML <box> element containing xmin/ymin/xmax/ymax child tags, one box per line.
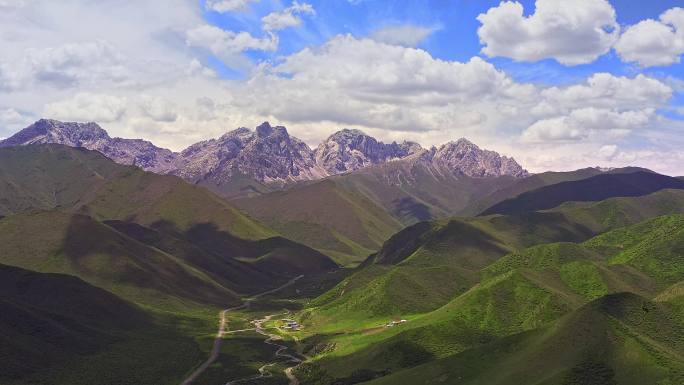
<box><xmin>0</xmin><ymin>145</ymin><xmax>339</xmax><ymax>295</ymax></box>
<box><xmin>480</xmin><ymin>171</ymin><xmax>684</xmax><ymax>216</ymax></box>
<box><xmin>465</xmin><ymin>168</ymin><xmax>605</xmax><ymax>216</ymax></box>
<box><xmin>0</xmin><ymin>211</ymin><xmax>241</xmax><ymax>310</ymax></box>
<box><xmin>233</xmin><ymin>156</ymin><xmax>523</xmax><ymax>265</ymax></box>
<box><xmin>0</xmin><ymin>144</ymin><xmax>271</xmax><ymax>239</ymax></box>
<box><xmin>365</xmin><ymin>293</ymin><xmax>684</xmax><ymax>385</ymax></box>
<box><xmin>0</xmin><ymin>263</ymin><xmax>150</xmax><ymax>381</ymax></box>
<box><xmin>234</xmin><ymin>179</ymin><xmax>404</xmax><ymax>266</ymax></box>
<box><xmin>295</xmin><ymin>197</ymin><xmax>684</xmax><ymax>384</ymax></box>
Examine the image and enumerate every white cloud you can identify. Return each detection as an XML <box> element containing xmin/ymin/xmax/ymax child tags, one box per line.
<box><xmin>235</xmin><ymin>35</ymin><xmax>538</xmax><ymax>134</ymax></box>
<box><xmin>0</xmin><ymin>1</ymin><xmax>682</xmax><ymax>175</ymax></box>
<box><xmin>537</xmin><ymin>73</ymin><xmax>672</xmax><ymax>114</ymax></box>
<box><xmin>370</xmin><ymin>25</ymin><xmax>436</xmax><ymax>47</ymax></box>
<box><xmin>597</xmin><ymin>144</ymin><xmax>619</xmax><ymax>160</ymax></box>
<box><xmin>186</xmin><ymin>24</ymin><xmax>277</xmax><ymax>65</ymax></box>
<box><xmin>27</xmin><ymin>40</ymin><xmax>129</xmax><ymax>87</ymax></box>
<box><xmin>44</xmin><ymin>93</ymin><xmax>127</xmax><ymax>123</ymax></box>
<box><xmin>0</xmin><ymin>41</ymin><xmax>129</xmax><ymax>91</ymax></box>
<box><xmin>186</xmin><ymin>58</ymin><xmax>217</xmax><ymax>78</ymax></box>
<box><xmin>262</xmin><ymin>1</ymin><xmax>315</xmax><ymax>32</ymax></box>
<box><xmin>140</xmin><ymin>96</ymin><xmax>178</xmax><ymax>122</ymax></box>
<box><xmin>615</xmin><ymin>7</ymin><xmax>684</xmax><ymax>67</ymax></box>
<box><xmin>477</xmin><ymin>0</ymin><xmax>619</xmax><ymax>65</ymax></box>
<box><xmin>522</xmin><ymin>108</ymin><xmax>655</xmax><ymax>142</ymax></box>
<box><xmin>205</xmin><ymin>0</ymin><xmax>258</xmax><ymax>13</ymax></box>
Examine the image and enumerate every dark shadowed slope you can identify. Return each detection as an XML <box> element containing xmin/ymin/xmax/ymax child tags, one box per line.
<box><xmin>0</xmin><ymin>264</ymin><xmax>150</xmax><ymax>381</ymax></box>
<box><xmin>466</xmin><ymin>167</ymin><xmax>652</xmax><ymax>216</ymax></box>
<box><xmin>480</xmin><ymin>171</ymin><xmax>684</xmax><ymax>216</ymax></box>
<box><xmin>0</xmin><ymin>212</ymin><xmax>242</xmax><ymax>309</ymax></box>
<box><xmin>0</xmin><ymin>145</ymin><xmax>339</xmax><ymax>296</ymax></box>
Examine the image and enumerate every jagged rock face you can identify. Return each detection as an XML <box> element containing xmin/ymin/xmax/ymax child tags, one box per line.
<box><xmin>432</xmin><ymin>138</ymin><xmax>528</xmax><ymax>178</ymax></box>
<box><xmin>315</xmin><ymin>129</ymin><xmax>423</xmax><ymax>174</ymax></box>
<box><xmin>1</xmin><ymin>119</ymin><xmax>529</xmax><ymax>185</ymax></box>
<box><xmin>0</xmin><ymin>119</ymin><xmax>179</xmax><ymax>173</ymax></box>
<box><xmin>175</xmin><ymin>122</ymin><xmax>327</xmax><ymax>184</ymax></box>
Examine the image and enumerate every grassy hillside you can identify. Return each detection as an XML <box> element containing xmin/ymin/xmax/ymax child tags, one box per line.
<box><xmin>0</xmin><ymin>211</ymin><xmax>242</xmax><ymax>310</ymax></box>
<box><xmin>0</xmin><ymin>145</ymin><xmax>339</xmax><ymax>294</ymax></box>
<box><xmin>294</xmin><ymin>195</ymin><xmax>684</xmax><ymax>385</ymax></box>
<box><xmin>480</xmin><ymin>171</ymin><xmax>684</xmax><ymax>216</ymax></box>
<box><xmin>234</xmin><ymin>179</ymin><xmax>404</xmax><ymax>266</ymax></box>
<box><xmin>0</xmin><ymin>144</ymin><xmax>272</xmax><ymax>240</ymax></box>
<box><xmin>0</xmin><ymin>263</ymin><xmax>220</xmax><ymax>385</ymax></box>
<box><xmin>465</xmin><ymin>168</ymin><xmax>605</xmax><ymax>216</ymax></box>
<box><xmin>0</xmin><ymin>263</ymin><xmax>149</xmax><ymax>381</ymax></box>
<box><xmin>233</xmin><ymin>155</ymin><xmax>524</xmax><ymax>264</ymax></box>
<box><xmin>305</xmin><ymin>190</ymin><xmax>684</xmax><ymax>328</ymax></box>
<box><xmin>365</xmin><ymin>293</ymin><xmax>684</xmax><ymax>385</ymax></box>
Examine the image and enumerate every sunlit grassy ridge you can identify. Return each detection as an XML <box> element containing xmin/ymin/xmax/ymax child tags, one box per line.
<box><xmin>367</xmin><ymin>293</ymin><xmax>684</xmax><ymax>385</ymax></box>
<box><xmin>295</xmin><ymin>193</ymin><xmax>684</xmax><ymax>384</ymax></box>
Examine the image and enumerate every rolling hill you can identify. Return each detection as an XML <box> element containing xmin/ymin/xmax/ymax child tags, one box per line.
<box><xmin>0</xmin><ymin>263</ymin><xmax>150</xmax><ymax>381</ymax></box>
<box><xmin>293</xmin><ymin>193</ymin><xmax>684</xmax><ymax>384</ymax></box>
<box><xmin>480</xmin><ymin>171</ymin><xmax>684</xmax><ymax>216</ymax></box>
<box><xmin>0</xmin><ymin>145</ymin><xmax>339</xmax><ymax>300</ymax></box>
<box><xmin>365</xmin><ymin>293</ymin><xmax>684</xmax><ymax>385</ymax></box>
<box><xmin>234</xmin><ymin>154</ymin><xmax>524</xmax><ymax>264</ymax></box>
<box><xmin>233</xmin><ymin>179</ymin><xmax>404</xmax><ymax>266</ymax></box>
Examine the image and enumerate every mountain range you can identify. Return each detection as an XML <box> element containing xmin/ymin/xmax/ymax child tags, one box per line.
<box><xmin>4</xmin><ymin>120</ymin><xmax>684</xmax><ymax>385</ymax></box>
<box><xmin>0</xmin><ymin>119</ymin><xmax>528</xmax><ymax>196</ymax></box>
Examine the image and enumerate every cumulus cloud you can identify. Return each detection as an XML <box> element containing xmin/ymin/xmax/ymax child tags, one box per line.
<box><xmin>0</xmin><ymin>41</ymin><xmax>129</xmax><ymax>91</ymax></box>
<box><xmin>370</xmin><ymin>25</ymin><xmax>436</xmax><ymax>47</ymax></box>
<box><xmin>186</xmin><ymin>24</ymin><xmax>277</xmax><ymax>64</ymax></box>
<box><xmin>537</xmin><ymin>73</ymin><xmax>672</xmax><ymax>114</ymax></box>
<box><xmin>477</xmin><ymin>0</ymin><xmax>619</xmax><ymax>65</ymax></box>
<box><xmin>140</xmin><ymin>96</ymin><xmax>178</xmax><ymax>122</ymax></box>
<box><xmin>597</xmin><ymin>144</ymin><xmax>619</xmax><ymax>160</ymax></box>
<box><xmin>262</xmin><ymin>1</ymin><xmax>315</xmax><ymax>32</ymax></box>
<box><xmin>234</xmin><ymin>35</ymin><xmax>538</xmax><ymax>133</ymax></box>
<box><xmin>522</xmin><ymin>108</ymin><xmax>655</xmax><ymax>142</ymax></box>
<box><xmin>615</xmin><ymin>7</ymin><xmax>684</xmax><ymax>67</ymax></box>
<box><xmin>44</xmin><ymin>93</ymin><xmax>127</xmax><ymax>123</ymax></box>
<box><xmin>205</xmin><ymin>0</ymin><xmax>258</xmax><ymax>13</ymax></box>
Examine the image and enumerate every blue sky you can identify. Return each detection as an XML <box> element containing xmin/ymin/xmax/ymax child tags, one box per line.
<box><xmin>1</xmin><ymin>0</ymin><xmax>684</xmax><ymax>174</ymax></box>
<box><xmin>204</xmin><ymin>0</ymin><xmax>684</xmax><ymax>86</ymax></box>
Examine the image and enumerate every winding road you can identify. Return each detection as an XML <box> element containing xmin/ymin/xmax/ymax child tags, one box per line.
<box><xmin>180</xmin><ymin>275</ymin><xmax>304</xmax><ymax>385</ymax></box>
<box><xmin>226</xmin><ymin>313</ymin><xmax>303</xmax><ymax>385</ymax></box>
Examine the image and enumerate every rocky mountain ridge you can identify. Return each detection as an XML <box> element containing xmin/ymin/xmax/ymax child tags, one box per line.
<box><xmin>0</xmin><ymin>119</ymin><xmax>529</xmax><ymax>185</ymax></box>
<box><xmin>0</xmin><ymin>119</ymin><xmax>179</xmax><ymax>173</ymax></box>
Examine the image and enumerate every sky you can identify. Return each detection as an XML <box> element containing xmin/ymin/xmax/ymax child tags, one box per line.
<box><xmin>1</xmin><ymin>0</ymin><xmax>684</xmax><ymax>175</ymax></box>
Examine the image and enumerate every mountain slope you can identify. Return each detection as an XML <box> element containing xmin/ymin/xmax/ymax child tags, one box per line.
<box><xmin>0</xmin><ymin>119</ymin><xmax>179</xmax><ymax>173</ymax></box>
<box><xmin>234</xmin><ymin>150</ymin><xmax>526</xmax><ymax>263</ymax></box>
<box><xmin>480</xmin><ymin>171</ymin><xmax>684</xmax><ymax>216</ymax></box>
<box><xmin>234</xmin><ymin>179</ymin><xmax>404</xmax><ymax>265</ymax></box>
<box><xmin>366</xmin><ymin>293</ymin><xmax>684</xmax><ymax>385</ymax></box>
<box><xmin>0</xmin><ymin>264</ymin><xmax>150</xmax><ymax>381</ymax></box>
<box><xmin>0</xmin><ymin>211</ymin><xmax>242</xmax><ymax>309</ymax></box>
<box><xmin>302</xmin><ymin>189</ymin><xmax>684</xmax><ymax>342</ymax></box>
<box><xmin>0</xmin><ymin>145</ymin><xmax>339</xmax><ymax>296</ymax></box>
<box><xmin>314</xmin><ymin>129</ymin><xmax>422</xmax><ymax>174</ymax></box>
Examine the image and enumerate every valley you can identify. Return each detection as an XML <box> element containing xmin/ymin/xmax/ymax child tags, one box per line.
<box><xmin>2</xmin><ymin>128</ymin><xmax>684</xmax><ymax>385</ymax></box>
<box><xmin>5</xmin><ymin>1</ymin><xmax>684</xmax><ymax>384</ymax></box>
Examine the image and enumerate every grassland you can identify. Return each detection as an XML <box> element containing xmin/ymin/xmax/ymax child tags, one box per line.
<box><xmin>290</xmin><ymin>204</ymin><xmax>684</xmax><ymax>384</ymax></box>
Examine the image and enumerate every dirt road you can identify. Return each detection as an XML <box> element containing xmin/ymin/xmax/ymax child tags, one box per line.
<box><xmin>179</xmin><ymin>275</ymin><xmax>304</xmax><ymax>385</ymax></box>
<box><xmin>226</xmin><ymin>313</ymin><xmax>303</xmax><ymax>385</ymax></box>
